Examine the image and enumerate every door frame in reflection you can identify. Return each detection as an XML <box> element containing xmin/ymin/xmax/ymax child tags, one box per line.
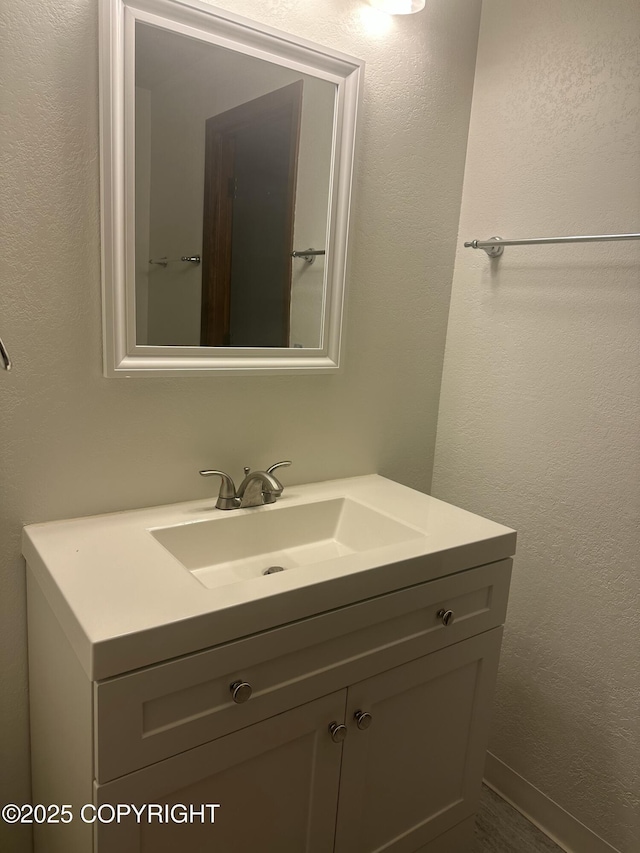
<box><xmin>200</xmin><ymin>81</ymin><xmax>303</xmax><ymax>347</ymax></box>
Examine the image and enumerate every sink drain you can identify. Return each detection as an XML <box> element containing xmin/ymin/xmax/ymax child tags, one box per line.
<box><xmin>263</xmin><ymin>566</ymin><xmax>286</xmax><ymax>575</ymax></box>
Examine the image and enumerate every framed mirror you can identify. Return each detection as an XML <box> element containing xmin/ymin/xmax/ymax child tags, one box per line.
<box><xmin>99</xmin><ymin>0</ymin><xmax>363</xmax><ymax>376</ymax></box>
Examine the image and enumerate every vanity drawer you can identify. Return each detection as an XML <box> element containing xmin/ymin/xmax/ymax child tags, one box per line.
<box><xmin>95</xmin><ymin>558</ymin><xmax>511</xmax><ymax>782</ymax></box>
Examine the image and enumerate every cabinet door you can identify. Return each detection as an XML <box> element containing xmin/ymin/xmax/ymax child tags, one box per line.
<box><xmin>95</xmin><ymin>691</ymin><xmax>346</xmax><ymax>853</ymax></box>
<box><xmin>334</xmin><ymin>629</ymin><xmax>502</xmax><ymax>853</ymax></box>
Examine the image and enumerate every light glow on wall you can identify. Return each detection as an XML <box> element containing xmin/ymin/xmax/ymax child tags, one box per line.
<box><xmin>369</xmin><ymin>0</ymin><xmax>426</xmax><ymax>14</ymax></box>
<box><xmin>359</xmin><ymin>5</ymin><xmax>394</xmax><ymax>35</ymax></box>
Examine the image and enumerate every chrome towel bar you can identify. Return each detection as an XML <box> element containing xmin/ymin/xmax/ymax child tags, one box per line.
<box><xmin>464</xmin><ymin>233</ymin><xmax>640</xmax><ymax>257</ymax></box>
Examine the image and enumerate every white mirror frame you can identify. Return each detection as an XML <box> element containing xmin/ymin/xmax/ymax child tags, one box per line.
<box><xmin>99</xmin><ymin>0</ymin><xmax>363</xmax><ymax>377</ymax></box>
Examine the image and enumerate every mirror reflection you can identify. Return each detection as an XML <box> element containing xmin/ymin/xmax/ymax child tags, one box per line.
<box><xmin>134</xmin><ymin>23</ymin><xmax>336</xmax><ymax>349</ymax></box>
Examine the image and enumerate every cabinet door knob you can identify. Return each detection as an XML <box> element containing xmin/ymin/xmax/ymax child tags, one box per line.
<box><xmin>437</xmin><ymin>609</ymin><xmax>455</xmax><ymax>626</ymax></box>
<box><xmin>354</xmin><ymin>710</ymin><xmax>373</xmax><ymax>730</ymax></box>
<box><xmin>230</xmin><ymin>681</ymin><xmax>252</xmax><ymax>703</ymax></box>
<box><xmin>328</xmin><ymin>722</ymin><xmax>348</xmax><ymax>743</ymax></box>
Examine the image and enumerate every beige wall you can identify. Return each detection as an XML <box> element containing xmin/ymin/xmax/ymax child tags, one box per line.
<box><xmin>135</xmin><ymin>87</ymin><xmax>151</xmax><ymax>344</ymax></box>
<box><xmin>289</xmin><ymin>75</ymin><xmax>335</xmax><ymax>348</ymax></box>
<box><xmin>432</xmin><ymin>1</ymin><xmax>640</xmax><ymax>851</ymax></box>
<box><xmin>0</xmin><ymin>0</ymin><xmax>481</xmax><ymax>849</ymax></box>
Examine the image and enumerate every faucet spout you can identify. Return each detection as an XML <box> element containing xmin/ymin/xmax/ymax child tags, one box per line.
<box><xmin>237</xmin><ymin>470</ymin><xmax>284</xmax><ymax>508</ymax></box>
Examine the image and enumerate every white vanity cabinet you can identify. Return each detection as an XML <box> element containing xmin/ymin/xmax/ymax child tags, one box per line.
<box><xmin>96</xmin><ymin>691</ymin><xmax>346</xmax><ymax>852</ymax></box>
<box><xmin>334</xmin><ymin>629</ymin><xmax>502</xmax><ymax>853</ymax></box>
<box><xmin>28</xmin><ymin>556</ymin><xmax>512</xmax><ymax>853</ymax></box>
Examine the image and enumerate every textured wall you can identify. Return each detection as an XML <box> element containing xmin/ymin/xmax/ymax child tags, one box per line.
<box><xmin>432</xmin><ymin>1</ymin><xmax>640</xmax><ymax>850</ymax></box>
<box><xmin>0</xmin><ymin>0</ymin><xmax>481</xmax><ymax>849</ymax></box>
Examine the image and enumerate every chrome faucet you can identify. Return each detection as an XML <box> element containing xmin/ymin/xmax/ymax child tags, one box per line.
<box><xmin>199</xmin><ymin>461</ymin><xmax>291</xmax><ymax>510</ymax></box>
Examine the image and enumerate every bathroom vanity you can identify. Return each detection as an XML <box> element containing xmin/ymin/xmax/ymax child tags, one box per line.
<box><xmin>24</xmin><ymin>475</ymin><xmax>516</xmax><ymax>852</ymax></box>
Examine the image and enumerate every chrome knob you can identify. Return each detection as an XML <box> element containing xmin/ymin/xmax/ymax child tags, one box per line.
<box><xmin>437</xmin><ymin>609</ymin><xmax>454</xmax><ymax>627</ymax></box>
<box><xmin>354</xmin><ymin>710</ymin><xmax>373</xmax><ymax>730</ymax></box>
<box><xmin>328</xmin><ymin>722</ymin><xmax>348</xmax><ymax>743</ymax></box>
<box><xmin>230</xmin><ymin>681</ymin><xmax>252</xmax><ymax>703</ymax></box>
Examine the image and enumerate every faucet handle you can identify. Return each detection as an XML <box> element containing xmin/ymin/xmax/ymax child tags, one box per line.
<box><xmin>199</xmin><ymin>470</ymin><xmax>239</xmax><ymax>510</ymax></box>
<box><xmin>266</xmin><ymin>460</ymin><xmax>292</xmax><ymax>476</ymax></box>
<box><xmin>261</xmin><ymin>461</ymin><xmax>291</xmax><ymax>505</ymax></box>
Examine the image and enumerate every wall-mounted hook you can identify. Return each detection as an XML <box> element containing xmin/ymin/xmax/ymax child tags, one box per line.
<box><xmin>0</xmin><ymin>336</ymin><xmax>12</xmax><ymax>370</ymax></box>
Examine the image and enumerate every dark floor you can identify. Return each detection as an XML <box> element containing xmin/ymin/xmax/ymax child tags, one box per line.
<box><xmin>474</xmin><ymin>786</ymin><xmax>564</xmax><ymax>853</ymax></box>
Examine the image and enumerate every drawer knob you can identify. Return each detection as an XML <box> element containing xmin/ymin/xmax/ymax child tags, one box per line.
<box><xmin>328</xmin><ymin>722</ymin><xmax>348</xmax><ymax>743</ymax></box>
<box><xmin>354</xmin><ymin>710</ymin><xmax>373</xmax><ymax>730</ymax></box>
<box><xmin>437</xmin><ymin>609</ymin><xmax>455</xmax><ymax>627</ymax></box>
<box><xmin>230</xmin><ymin>681</ymin><xmax>252</xmax><ymax>703</ymax></box>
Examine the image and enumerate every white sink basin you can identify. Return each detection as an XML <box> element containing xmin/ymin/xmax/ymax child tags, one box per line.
<box><xmin>22</xmin><ymin>474</ymin><xmax>516</xmax><ymax>679</ymax></box>
<box><xmin>150</xmin><ymin>497</ymin><xmax>424</xmax><ymax>590</ymax></box>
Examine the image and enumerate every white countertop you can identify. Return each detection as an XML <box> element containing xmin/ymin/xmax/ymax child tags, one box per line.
<box><xmin>23</xmin><ymin>475</ymin><xmax>516</xmax><ymax>680</ymax></box>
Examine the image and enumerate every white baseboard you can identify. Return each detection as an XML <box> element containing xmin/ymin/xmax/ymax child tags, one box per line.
<box><xmin>483</xmin><ymin>752</ymin><xmax>621</xmax><ymax>853</ymax></box>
